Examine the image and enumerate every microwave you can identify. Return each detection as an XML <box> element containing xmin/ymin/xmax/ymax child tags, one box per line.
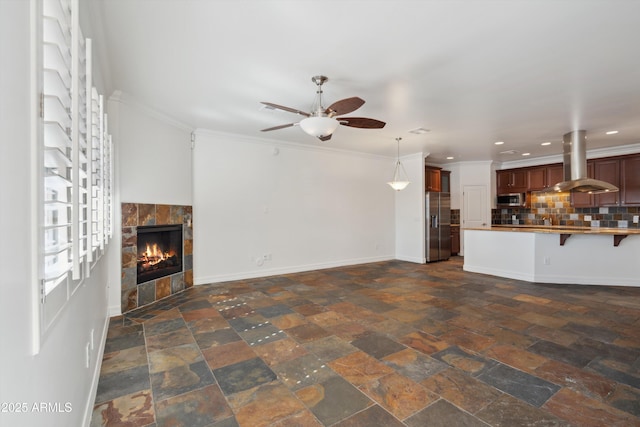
<box><xmin>497</xmin><ymin>193</ymin><xmax>527</xmax><ymax>207</ymax></box>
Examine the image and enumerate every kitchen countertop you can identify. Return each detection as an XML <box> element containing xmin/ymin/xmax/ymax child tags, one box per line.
<box><xmin>466</xmin><ymin>224</ymin><xmax>640</xmax><ymax>235</ymax></box>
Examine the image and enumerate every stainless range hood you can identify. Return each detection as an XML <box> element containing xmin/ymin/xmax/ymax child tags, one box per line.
<box><xmin>551</xmin><ymin>130</ymin><xmax>619</xmax><ymax>194</ymax></box>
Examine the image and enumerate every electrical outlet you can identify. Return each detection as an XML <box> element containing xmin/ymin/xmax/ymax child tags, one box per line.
<box><xmin>543</xmin><ymin>256</ymin><xmax>551</xmax><ymax>265</ymax></box>
<box><xmin>634</xmin><ymin>215</ymin><xmax>639</xmax><ymax>224</ymax></box>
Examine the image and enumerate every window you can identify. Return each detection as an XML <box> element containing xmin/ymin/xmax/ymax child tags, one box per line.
<box><xmin>40</xmin><ymin>0</ymin><xmax>112</xmax><ymax>336</ymax></box>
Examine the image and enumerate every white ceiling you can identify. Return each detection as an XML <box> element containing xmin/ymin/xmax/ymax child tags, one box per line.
<box><xmin>86</xmin><ymin>0</ymin><xmax>640</xmax><ymax>162</ymax></box>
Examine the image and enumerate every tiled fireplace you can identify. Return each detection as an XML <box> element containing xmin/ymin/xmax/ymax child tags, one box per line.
<box><xmin>121</xmin><ymin>203</ymin><xmax>193</xmax><ymax>313</ymax></box>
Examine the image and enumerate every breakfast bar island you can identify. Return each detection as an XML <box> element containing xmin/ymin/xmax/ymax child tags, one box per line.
<box><xmin>463</xmin><ymin>226</ymin><xmax>640</xmax><ymax>287</ymax></box>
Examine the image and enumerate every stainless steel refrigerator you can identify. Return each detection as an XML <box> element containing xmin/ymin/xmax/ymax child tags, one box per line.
<box><xmin>426</xmin><ymin>192</ymin><xmax>451</xmax><ymax>262</ymax></box>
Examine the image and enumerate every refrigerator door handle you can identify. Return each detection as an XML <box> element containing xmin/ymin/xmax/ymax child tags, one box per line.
<box><xmin>431</xmin><ymin>215</ymin><xmax>438</xmax><ymax>228</ymax></box>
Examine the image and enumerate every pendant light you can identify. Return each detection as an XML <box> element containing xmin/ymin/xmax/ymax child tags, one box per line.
<box><xmin>387</xmin><ymin>137</ymin><xmax>410</xmax><ymax>191</ymax></box>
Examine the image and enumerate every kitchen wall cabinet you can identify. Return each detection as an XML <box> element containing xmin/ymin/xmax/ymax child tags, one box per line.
<box><xmin>594</xmin><ymin>158</ymin><xmax>620</xmax><ymax>206</ymax></box>
<box><xmin>571</xmin><ymin>161</ymin><xmax>595</xmax><ymax>207</ymax></box>
<box><xmin>497</xmin><ymin>153</ymin><xmax>640</xmax><ymax>208</ymax></box>
<box><xmin>425</xmin><ymin>166</ymin><xmax>442</xmax><ymax>192</ymax></box>
<box><xmin>497</xmin><ymin>169</ymin><xmax>528</xmax><ymax>193</ymax></box>
<box><xmin>497</xmin><ymin>164</ymin><xmax>563</xmax><ymax>195</ymax></box>
<box><xmin>441</xmin><ymin>170</ymin><xmax>451</xmax><ymax>193</ymax></box>
<box><xmin>527</xmin><ymin>167</ymin><xmax>547</xmax><ymax>191</ymax></box>
<box><xmin>546</xmin><ymin>164</ymin><xmax>564</xmax><ymax>188</ymax></box>
<box><xmin>621</xmin><ymin>154</ymin><xmax>640</xmax><ymax>206</ymax></box>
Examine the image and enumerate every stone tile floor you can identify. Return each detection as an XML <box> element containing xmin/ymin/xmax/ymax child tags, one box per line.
<box><xmin>91</xmin><ymin>258</ymin><xmax>640</xmax><ymax>426</ymax></box>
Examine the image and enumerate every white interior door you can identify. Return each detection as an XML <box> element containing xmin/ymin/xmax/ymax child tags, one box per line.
<box><xmin>462</xmin><ymin>185</ymin><xmax>489</xmax><ymax>255</ymax></box>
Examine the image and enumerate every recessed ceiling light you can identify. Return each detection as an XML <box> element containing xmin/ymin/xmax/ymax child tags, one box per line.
<box><xmin>409</xmin><ymin>127</ymin><xmax>430</xmax><ymax>134</ymax></box>
<box><xmin>494</xmin><ymin>141</ymin><xmax>505</xmax><ymax>145</ymax></box>
<box><xmin>541</xmin><ymin>141</ymin><xmax>551</xmax><ymax>146</ymax></box>
<box><xmin>522</xmin><ymin>152</ymin><xmax>531</xmax><ymax>156</ymax></box>
<box><xmin>446</xmin><ymin>156</ymin><xmax>454</xmax><ymax>160</ymax></box>
<box><xmin>606</xmin><ymin>130</ymin><xmax>619</xmax><ymax>135</ymax></box>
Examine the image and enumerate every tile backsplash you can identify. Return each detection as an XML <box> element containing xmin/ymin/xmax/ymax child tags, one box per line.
<box><xmin>492</xmin><ymin>193</ymin><xmax>639</xmax><ymax>228</ymax></box>
<box><xmin>451</xmin><ymin>209</ymin><xmax>460</xmax><ymax>225</ymax></box>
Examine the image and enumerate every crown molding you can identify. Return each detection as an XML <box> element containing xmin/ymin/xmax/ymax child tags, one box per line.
<box><xmin>108</xmin><ymin>90</ymin><xmax>194</xmax><ymax>133</ymax></box>
<box><xmin>193</xmin><ymin>129</ymin><xmax>393</xmax><ymax>161</ymax></box>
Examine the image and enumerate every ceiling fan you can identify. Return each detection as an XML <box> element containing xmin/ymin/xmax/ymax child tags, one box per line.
<box><xmin>260</xmin><ymin>75</ymin><xmax>386</xmax><ymax>141</ymax></box>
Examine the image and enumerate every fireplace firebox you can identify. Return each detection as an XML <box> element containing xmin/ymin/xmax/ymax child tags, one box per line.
<box><xmin>136</xmin><ymin>224</ymin><xmax>183</xmax><ymax>284</ymax></box>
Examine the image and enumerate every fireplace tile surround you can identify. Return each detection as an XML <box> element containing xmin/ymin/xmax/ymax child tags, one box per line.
<box><xmin>121</xmin><ymin>203</ymin><xmax>193</xmax><ymax>313</ymax></box>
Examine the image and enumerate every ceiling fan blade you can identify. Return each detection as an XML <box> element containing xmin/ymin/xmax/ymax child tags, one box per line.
<box><xmin>318</xmin><ymin>134</ymin><xmax>332</xmax><ymax>142</ymax></box>
<box><xmin>338</xmin><ymin>117</ymin><xmax>386</xmax><ymax>129</ymax></box>
<box><xmin>325</xmin><ymin>97</ymin><xmax>365</xmax><ymax>117</ymax></box>
<box><xmin>261</xmin><ymin>102</ymin><xmax>310</xmax><ymax>117</ymax></box>
<box><xmin>261</xmin><ymin>123</ymin><xmax>297</xmax><ymax>132</ymax></box>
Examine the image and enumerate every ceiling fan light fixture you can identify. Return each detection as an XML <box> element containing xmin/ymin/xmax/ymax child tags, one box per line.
<box><xmin>387</xmin><ymin>137</ymin><xmax>410</xmax><ymax>191</ymax></box>
<box><xmin>299</xmin><ymin>116</ymin><xmax>339</xmax><ymax>139</ymax></box>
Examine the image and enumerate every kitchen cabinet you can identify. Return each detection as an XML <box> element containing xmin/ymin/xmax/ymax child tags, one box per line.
<box><xmin>546</xmin><ymin>164</ymin><xmax>564</xmax><ymax>188</ymax></box>
<box><xmin>451</xmin><ymin>226</ymin><xmax>460</xmax><ymax>255</ymax></box>
<box><xmin>621</xmin><ymin>154</ymin><xmax>640</xmax><ymax>206</ymax></box>
<box><xmin>527</xmin><ymin>167</ymin><xmax>547</xmax><ymax>191</ymax></box>
<box><xmin>441</xmin><ymin>170</ymin><xmax>451</xmax><ymax>193</ymax></box>
<box><xmin>497</xmin><ymin>169</ymin><xmax>528</xmax><ymax>193</ymax></box>
<box><xmin>497</xmin><ymin>154</ymin><xmax>640</xmax><ymax>207</ymax></box>
<box><xmin>425</xmin><ymin>166</ymin><xmax>442</xmax><ymax>192</ymax></box>
<box><xmin>572</xmin><ymin>158</ymin><xmax>621</xmax><ymax>207</ymax></box>
<box><xmin>594</xmin><ymin>158</ymin><xmax>620</xmax><ymax>206</ymax></box>
<box><xmin>571</xmin><ymin>161</ymin><xmax>595</xmax><ymax>207</ymax></box>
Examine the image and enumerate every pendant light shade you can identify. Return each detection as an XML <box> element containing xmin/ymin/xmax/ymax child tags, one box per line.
<box><xmin>387</xmin><ymin>137</ymin><xmax>410</xmax><ymax>191</ymax></box>
<box><xmin>299</xmin><ymin>116</ymin><xmax>340</xmax><ymax>139</ymax></box>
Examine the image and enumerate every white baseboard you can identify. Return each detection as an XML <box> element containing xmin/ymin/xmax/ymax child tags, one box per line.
<box><xmin>463</xmin><ymin>264</ymin><xmax>535</xmax><ymax>282</ymax></box>
<box><xmin>465</xmin><ymin>265</ymin><xmax>640</xmax><ymax>287</ymax></box>
<box><xmin>395</xmin><ymin>254</ymin><xmax>425</xmax><ymax>263</ymax></box>
<box><xmin>195</xmin><ymin>255</ymin><xmax>395</xmax><ymax>285</ymax></box>
<box><xmin>107</xmin><ymin>304</ymin><xmax>121</xmax><ymax>317</ymax></box>
<box><xmin>82</xmin><ymin>310</ymin><xmax>110</xmax><ymax>427</ymax></box>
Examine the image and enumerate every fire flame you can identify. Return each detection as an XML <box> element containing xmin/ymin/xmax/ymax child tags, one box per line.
<box><xmin>140</xmin><ymin>243</ymin><xmax>171</xmax><ymax>266</ymax></box>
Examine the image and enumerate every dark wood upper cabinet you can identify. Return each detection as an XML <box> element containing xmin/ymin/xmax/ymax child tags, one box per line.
<box><xmin>497</xmin><ymin>169</ymin><xmax>528</xmax><ymax>193</ymax></box>
<box><xmin>546</xmin><ymin>164</ymin><xmax>564</xmax><ymax>189</ymax></box>
<box><xmin>425</xmin><ymin>166</ymin><xmax>442</xmax><ymax>192</ymax></box>
<box><xmin>594</xmin><ymin>158</ymin><xmax>620</xmax><ymax>206</ymax></box>
<box><xmin>621</xmin><ymin>154</ymin><xmax>640</xmax><ymax>206</ymax></box>
<box><xmin>571</xmin><ymin>161</ymin><xmax>595</xmax><ymax>207</ymax></box>
<box><xmin>527</xmin><ymin>167</ymin><xmax>547</xmax><ymax>191</ymax></box>
<box><xmin>497</xmin><ymin>153</ymin><xmax>640</xmax><ymax>208</ymax></box>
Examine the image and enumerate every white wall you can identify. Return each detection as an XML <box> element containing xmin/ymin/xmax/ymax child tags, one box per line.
<box><xmin>110</xmin><ymin>91</ymin><xmax>193</xmax><ymax>206</ymax></box>
<box><xmin>395</xmin><ymin>153</ymin><xmax>426</xmax><ymax>263</ymax></box>
<box><xmin>192</xmin><ymin>131</ymin><xmax>396</xmax><ymax>283</ymax></box>
<box><xmin>0</xmin><ymin>2</ymin><xmax>112</xmax><ymax>426</ymax></box>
